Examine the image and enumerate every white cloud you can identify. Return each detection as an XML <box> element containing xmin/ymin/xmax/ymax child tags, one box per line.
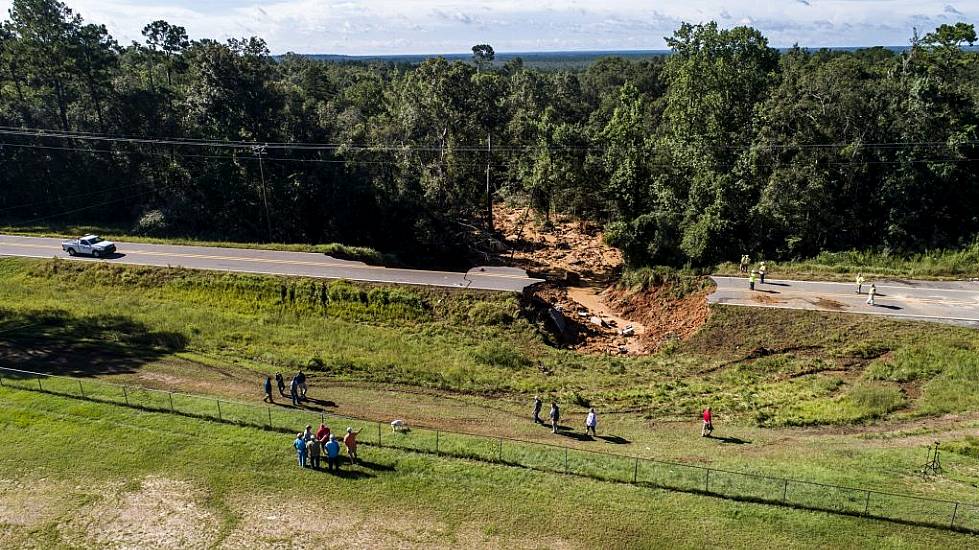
<box><xmin>0</xmin><ymin>0</ymin><xmax>975</xmax><ymax>54</ymax></box>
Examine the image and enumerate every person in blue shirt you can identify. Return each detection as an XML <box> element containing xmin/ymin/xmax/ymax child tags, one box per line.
<box><xmin>263</xmin><ymin>376</ymin><xmax>273</xmax><ymax>403</ymax></box>
<box><xmin>293</xmin><ymin>433</ymin><xmax>307</xmax><ymax>468</ymax></box>
<box><xmin>325</xmin><ymin>434</ymin><xmax>341</xmax><ymax>472</ymax></box>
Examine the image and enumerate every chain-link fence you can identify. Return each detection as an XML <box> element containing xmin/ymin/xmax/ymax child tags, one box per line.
<box><xmin>1</xmin><ymin>365</ymin><xmax>976</xmax><ymax>533</ymax></box>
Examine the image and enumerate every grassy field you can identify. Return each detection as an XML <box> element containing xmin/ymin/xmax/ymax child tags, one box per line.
<box><xmin>1</xmin><ymin>387</ymin><xmax>976</xmax><ymax>549</ymax></box>
<box><xmin>0</xmin><ymin>223</ymin><xmax>394</xmax><ymax>265</ymax></box>
<box><xmin>2</xmin><ymin>257</ymin><xmax>978</xmax><ymax>427</ymax></box>
<box><xmin>715</xmin><ymin>245</ymin><xmax>979</xmax><ymax>281</ymax></box>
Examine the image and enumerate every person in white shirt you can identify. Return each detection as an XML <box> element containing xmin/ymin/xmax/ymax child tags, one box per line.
<box><xmin>585</xmin><ymin>408</ymin><xmax>597</xmax><ymax>437</ymax></box>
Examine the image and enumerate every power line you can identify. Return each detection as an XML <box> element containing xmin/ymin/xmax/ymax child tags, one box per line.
<box><xmin>1</xmin><ymin>125</ymin><xmax>977</xmax><ymax>154</ymax></box>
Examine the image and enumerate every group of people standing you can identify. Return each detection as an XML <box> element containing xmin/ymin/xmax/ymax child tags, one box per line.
<box><xmin>264</xmin><ymin>371</ymin><xmax>309</xmax><ymax>406</ymax></box>
<box><xmin>532</xmin><ymin>396</ymin><xmax>598</xmax><ymax>436</ymax></box>
<box><xmin>293</xmin><ymin>423</ymin><xmax>361</xmax><ymax>471</ymax></box>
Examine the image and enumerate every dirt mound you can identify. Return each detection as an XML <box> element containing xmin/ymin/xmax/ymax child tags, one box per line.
<box><xmin>527</xmin><ymin>280</ymin><xmax>712</xmax><ymax>355</ymax></box>
<box><xmin>493</xmin><ymin>204</ymin><xmax>623</xmax><ymax>283</ymax></box>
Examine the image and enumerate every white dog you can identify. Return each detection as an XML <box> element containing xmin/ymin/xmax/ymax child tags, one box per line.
<box><xmin>390</xmin><ymin>419</ymin><xmax>409</xmax><ymax>433</ymax></box>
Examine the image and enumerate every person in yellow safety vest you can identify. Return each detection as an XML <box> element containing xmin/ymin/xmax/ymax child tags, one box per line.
<box><xmin>758</xmin><ymin>262</ymin><xmax>767</xmax><ymax>284</ymax></box>
<box><xmin>749</xmin><ymin>271</ymin><xmax>757</xmax><ymax>291</ymax></box>
<box><xmin>856</xmin><ymin>273</ymin><xmax>865</xmax><ymax>294</ymax></box>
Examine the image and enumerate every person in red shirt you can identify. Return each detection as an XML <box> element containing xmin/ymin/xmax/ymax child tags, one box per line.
<box><xmin>343</xmin><ymin>427</ymin><xmax>361</xmax><ymax>465</ymax></box>
<box><xmin>315</xmin><ymin>423</ymin><xmax>330</xmax><ymax>442</ymax></box>
<box><xmin>701</xmin><ymin>407</ymin><xmax>713</xmax><ymax>437</ymax></box>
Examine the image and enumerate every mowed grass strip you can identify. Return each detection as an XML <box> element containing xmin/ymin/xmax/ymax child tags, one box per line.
<box><xmin>2</xmin><ymin>256</ymin><xmax>979</xmax><ymax>427</ymax></box>
<box><xmin>1</xmin><ymin>387</ymin><xmax>977</xmax><ymax>549</ymax></box>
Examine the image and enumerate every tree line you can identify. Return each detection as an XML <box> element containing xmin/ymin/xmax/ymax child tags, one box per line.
<box><xmin>0</xmin><ymin>0</ymin><xmax>977</xmax><ymax>267</ymax></box>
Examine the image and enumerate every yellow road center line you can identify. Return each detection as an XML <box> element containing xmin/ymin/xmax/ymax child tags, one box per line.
<box><xmin>0</xmin><ymin>241</ymin><xmax>535</xmax><ymax>281</ymax></box>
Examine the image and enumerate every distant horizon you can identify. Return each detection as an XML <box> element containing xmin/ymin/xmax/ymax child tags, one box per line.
<box><xmin>1</xmin><ymin>0</ymin><xmax>974</xmax><ymax>57</ymax></box>
<box><xmin>288</xmin><ymin>44</ymin><xmax>972</xmax><ymax>59</ymax></box>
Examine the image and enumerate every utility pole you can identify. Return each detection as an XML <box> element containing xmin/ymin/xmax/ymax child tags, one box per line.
<box><xmin>486</xmin><ymin>133</ymin><xmax>493</xmax><ymax>232</ymax></box>
<box><xmin>252</xmin><ymin>144</ymin><xmax>273</xmax><ymax>243</ymax></box>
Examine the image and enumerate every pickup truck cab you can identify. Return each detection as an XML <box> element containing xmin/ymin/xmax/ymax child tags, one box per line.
<box><xmin>62</xmin><ymin>235</ymin><xmax>117</xmax><ymax>258</ymax></box>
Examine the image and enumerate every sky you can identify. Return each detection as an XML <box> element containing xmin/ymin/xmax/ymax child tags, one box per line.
<box><xmin>1</xmin><ymin>0</ymin><xmax>976</xmax><ymax>55</ymax></box>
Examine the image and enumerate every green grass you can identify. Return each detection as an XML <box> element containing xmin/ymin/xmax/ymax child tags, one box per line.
<box><xmin>715</xmin><ymin>245</ymin><xmax>979</xmax><ymax>281</ymax></box>
<box><xmin>3</xmin><ymin>257</ymin><xmax>979</xmax><ymax>428</ymax></box>
<box><xmin>0</xmin><ymin>222</ymin><xmax>396</xmax><ymax>265</ymax></box>
<box><xmin>1</xmin><ymin>387</ymin><xmax>977</xmax><ymax>548</ymax></box>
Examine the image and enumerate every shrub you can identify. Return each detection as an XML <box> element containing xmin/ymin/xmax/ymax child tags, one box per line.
<box><xmin>467</xmin><ymin>300</ymin><xmax>517</xmax><ymax>326</ymax></box>
<box><xmin>328</xmin><ymin>280</ymin><xmax>367</xmax><ymax>303</ymax></box>
<box><xmin>848</xmin><ymin>382</ymin><xmax>906</xmax><ymax>418</ymax></box>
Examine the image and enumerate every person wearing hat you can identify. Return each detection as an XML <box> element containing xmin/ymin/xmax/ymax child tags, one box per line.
<box><xmin>343</xmin><ymin>427</ymin><xmax>361</xmax><ymax>465</ymax></box>
<box><xmin>532</xmin><ymin>395</ymin><xmax>543</xmax><ymax>425</ymax></box>
<box><xmin>325</xmin><ymin>434</ymin><xmax>341</xmax><ymax>472</ymax></box>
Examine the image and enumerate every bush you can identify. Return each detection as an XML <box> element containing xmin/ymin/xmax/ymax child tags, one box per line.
<box><xmin>467</xmin><ymin>300</ymin><xmax>517</xmax><ymax>326</ymax></box>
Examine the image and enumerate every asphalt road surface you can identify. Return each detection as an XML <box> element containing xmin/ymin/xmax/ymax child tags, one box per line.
<box><xmin>711</xmin><ymin>276</ymin><xmax>979</xmax><ymax>326</ymax></box>
<box><xmin>0</xmin><ymin>235</ymin><xmax>543</xmax><ymax>292</ymax></box>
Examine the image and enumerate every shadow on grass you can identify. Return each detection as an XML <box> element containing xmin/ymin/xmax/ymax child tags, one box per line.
<box><xmin>597</xmin><ymin>435</ymin><xmax>631</xmax><ymax>445</ymax></box>
<box><xmin>708</xmin><ymin>435</ymin><xmax>751</xmax><ymax>445</ymax></box>
<box><xmin>0</xmin><ymin>307</ymin><xmax>187</xmax><ymax>377</ymax></box>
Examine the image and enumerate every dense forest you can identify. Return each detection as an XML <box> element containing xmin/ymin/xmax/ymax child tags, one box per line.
<box><xmin>0</xmin><ymin>0</ymin><xmax>977</xmax><ymax>267</ymax></box>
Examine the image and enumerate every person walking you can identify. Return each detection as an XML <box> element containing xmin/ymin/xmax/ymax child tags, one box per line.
<box><xmin>290</xmin><ymin>375</ymin><xmax>300</xmax><ymax>407</ymax></box>
<box><xmin>296</xmin><ymin>371</ymin><xmax>308</xmax><ymax>401</ymax></box>
<box><xmin>739</xmin><ymin>255</ymin><xmax>747</xmax><ymax>273</ymax></box>
<box><xmin>866</xmin><ymin>283</ymin><xmax>877</xmax><ymax>306</ymax></box>
<box><xmin>758</xmin><ymin>262</ymin><xmax>767</xmax><ymax>284</ymax></box>
<box><xmin>293</xmin><ymin>433</ymin><xmax>307</xmax><ymax>468</ymax></box>
<box><xmin>306</xmin><ymin>436</ymin><xmax>321</xmax><ymax>469</ymax></box>
<box><xmin>343</xmin><ymin>427</ymin><xmax>360</xmax><ymax>465</ymax></box>
<box><xmin>585</xmin><ymin>408</ymin><xmax>597</xmax><ymax>437</ymax></box>
<box><xmin>325</xmin><ymin>434</ymin><xmax>341</xmax><ymax>472</ymax></box>
<box><xmin>263</xmin><ymin>376</ymin><xmax>274</xmax><ymax>403</ymax></box>
<box><xmin>532</xmin><ymin>395</ymin><xmax>543</xmax><ymax>425</ymax></box>
<box><xmin>275</xmin><ymin>372</ymin><xmax>286</xmax><ymax>396</ymax></box>
<box><xmin>749</xmin><ymin>271</ymin><xmax>757</xmax><ymax>291</ymax></box>
<box><xmin>701</xmin><ymin>407</ymin><xmax>713</xmax><ymax>437</ymax></box>
<box><xmin>549</xmin><ymin>402</ymin><xmax>560</xmax><ymax>434</ymax></box>
<box><xmin>856</xmin><ymin>273</ymin><xmax>865</xmax><ymax>294</ymax></box>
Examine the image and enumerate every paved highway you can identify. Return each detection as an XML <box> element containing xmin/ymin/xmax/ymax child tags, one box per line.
<box><xmin>0</xmin><ymin>235</ymin><xmax>543</xmax><ymax>292</ymax></box>
<box><xmin>710</xmin><ymin>275</ymin><xmax>979</xmax><ymax>326</ymax></box>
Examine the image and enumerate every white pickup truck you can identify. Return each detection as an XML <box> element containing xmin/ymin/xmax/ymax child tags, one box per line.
<box><xmin>61</xmin><ymin>235</ymin><xmax>117</xmax><ymax>258</ymax></box>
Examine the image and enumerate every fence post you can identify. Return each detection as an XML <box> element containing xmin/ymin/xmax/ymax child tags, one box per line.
<box><xmin>123</xmin><ymin>386</ymin><xmax>129</xmax><ymax>406</ymax></box>
<box><xmin>950</xmin><ymin>502</ymin><xmax>959</xmax><ymax>529</ymax></box>
<box><xmin>863</xmin><ymin>491</ymin><xmax>871</xmax><ymax>516</ymax></box>
<box><xmin>0</xmin><ymin>373</ymin><xmax>4</xmax><ymax>386</ymax></box>
<box><xmin>632</xmin><ymin>457</ymin><xmax>639</xmax><ymax>484</ymax></box>
<box><xmin>321</xmin><ymin>412</ymin><xmax>324</xmax><ymax>426</ymax></box>
<box><xmin>78</xmin><ymin>380</ymin><xmax>85</xmax><ymax>398</ymax></box>
<box><xmin>782</xmin><ymin>479</ymin><xmax>789</xmax><ymax>502</ymax></box>
<box><xmin>436</xmin><ymin>430</ymin><xmax>440</xmax><ymax>455</ymax></box>
<box><xmin>564</xmin><ymin>447</ymin><xmax>569</xmax><ymax>474</ymax></box>
<box><xmin>37</xmin><ymin>375</ymin><xmax>43</xmax><ymax>391</ymax></box>
<box><xmin>169</xmin><ymin>393</ymin><xmax>175</xmax><ymax>413</ymax></box>
<box><xmin>705</xmin><ymin>469</ymin><xmax>711</xmax><ymax>492</ymax></box>
<box><xmin>216</xmin><ymin>400</ymin><xmax>222</xmax><ymax>420</ymax></box>
<box><xmin>377</xmin><ymin>422</ymin><xmax>382</xmax><ymax>447</ymax></box>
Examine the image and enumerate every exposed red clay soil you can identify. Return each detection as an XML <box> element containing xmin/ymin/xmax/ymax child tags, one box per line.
<box><xmin>493</xmin><ymin>204</ymin><xmax>623</xmax><ymax>283</ymax></box>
